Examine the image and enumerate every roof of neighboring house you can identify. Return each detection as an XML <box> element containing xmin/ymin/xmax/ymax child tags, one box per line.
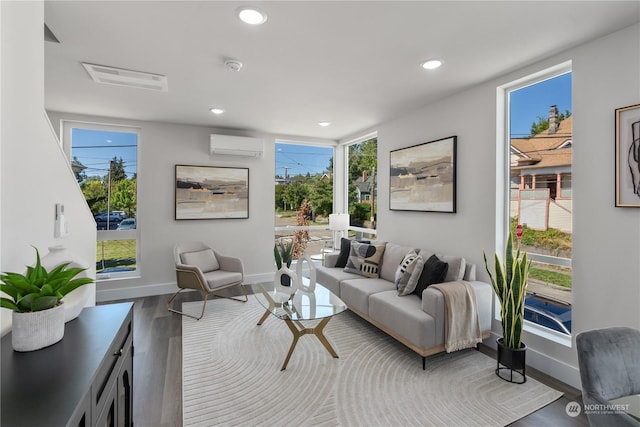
<box><xmin>511</xmin><ymin>116</ymin><xmax>572</xmax><ymax>170</ymax></box>
<box><xmin>355</xmin><ymin>176</ymin><xmax>373</xmax><ymax>193</ymax></box>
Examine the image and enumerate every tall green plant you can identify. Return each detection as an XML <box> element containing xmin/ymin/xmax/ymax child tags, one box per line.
<box><xmin>0</xmin><ymin>247</ymin><xmax>94</xmax><ymax>313</ymax></box>
<box><xmin>483</xmin><ymin>230</ymin><xmax>531</xmax><ymax>349</ymax></box>
<box><xmin>274</xmin><ymin>239</ymin><xmax>294</xmax><ymax>270</ymax></box>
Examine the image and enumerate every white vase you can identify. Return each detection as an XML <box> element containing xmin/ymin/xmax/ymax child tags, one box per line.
<box><xmin>41</xmin><ymin>245</ymin><xmax>91</xmax><ymax>322</ymax></box>
<box><xmin>274</xmin><ymin>266</ymin><xmax>297</xmax><ymax>294</ymax></box>
<box><xmin>12</xmin><ymin>302</ymin><xmax>65</xmax><ymax>352</ymax></box>
<box><xmin>294</xmin><ymin>251</ymin><xmax>317</xmax><ymax>293</ymax></box>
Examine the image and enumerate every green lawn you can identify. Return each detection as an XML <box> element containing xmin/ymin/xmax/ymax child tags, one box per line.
<box><xmin>529</xmin><ymin>267</ymin><xmax>572</xmax><ymax>288</ymax></box>
<box><xmin>96</xmin><ymin>240</ymin><xmax>136</xmax><ymax>272</ymax></box>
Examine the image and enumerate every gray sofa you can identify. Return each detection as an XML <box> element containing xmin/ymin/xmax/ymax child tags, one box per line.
<box><xmin>316</xmin><ymin>241</ymin><xmax>493</xmax><ymax>368</ymax></box>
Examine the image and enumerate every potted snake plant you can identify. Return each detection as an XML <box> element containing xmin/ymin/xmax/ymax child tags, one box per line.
<box><xmin>483</xmin><ymin>229</ymin><xmax>531</xmax><ymax>383</ymax></box>
<box><xmin>0</xmin><ymin>247</ymin><xmax>94</xmax><ymax>351</ymax></box>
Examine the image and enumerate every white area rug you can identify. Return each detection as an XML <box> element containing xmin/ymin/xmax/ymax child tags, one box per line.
<box><xmin>182</xmin><ymin>298</ymin><xmax>562</xmax><ymax>427</ymax></box>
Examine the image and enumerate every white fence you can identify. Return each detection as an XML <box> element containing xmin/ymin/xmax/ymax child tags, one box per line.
<box><xmin>510</xmin><ymin>189</ymin><xmax>572</xmax><ymax>233</ymax></box>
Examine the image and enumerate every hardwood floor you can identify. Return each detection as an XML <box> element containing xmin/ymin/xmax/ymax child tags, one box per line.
<box><xmin>102</xmin><ymin>292</ymin><xmax>589</xmax><ymax>427</ymax></box>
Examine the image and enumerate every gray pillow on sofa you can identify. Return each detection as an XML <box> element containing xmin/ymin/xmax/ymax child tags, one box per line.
<box><xmin>395</xmin><ymin>251</ymin><xmax>425</xmax><ymax>296</ymax></box>
<box><xmin>418</xmin><ymin>249</ymin><xmax>466</xmax><ymax>282</ymax></box>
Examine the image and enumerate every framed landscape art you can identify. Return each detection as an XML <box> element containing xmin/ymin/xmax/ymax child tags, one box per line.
<box><xmin>616</xmin><ymin>104</ymin><xmax>640</xmax><ymax>207</ymax></box>
<box><xmin>175</xmin><ymin>165</ymin><xmax>249</xmax><ymax>219</ymax></box>
<box><xmin>389</xmin><ymin>136</ymin><xmax>457</xmax><ymax>213</ymax></box>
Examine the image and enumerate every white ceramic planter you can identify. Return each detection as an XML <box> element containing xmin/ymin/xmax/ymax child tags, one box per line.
<box><xmin>41</xmin><ymin>245</ymin><xmax>91</xmax><ymax>322</ymax></box>
<box><xmin>12</xmin><ymin>303</ymin><xmax>65</xmax><ymax>352</ymax></box>
<box><xmin>274</xmin><ymin>266</ymin><xmax>297</xmax><ymax>294</ymax></box>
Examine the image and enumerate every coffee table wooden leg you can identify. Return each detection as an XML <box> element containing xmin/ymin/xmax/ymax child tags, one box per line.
<box><xmin>256</xmin><ymin>309</ymin><xmax>271</xmax><ymax>326</ymax></box>
<box><xmin>280</xmin><ymin>317</ymin><xmax>338</xmax><ymax>371</ymax></box>
<box><xmin>281</xmin><ymin>318</ymin><xmax>301</xmax><ymax>370</ymax></box>
<box><xmin>314</xmin><ymin>317</ymin><xmax>339</xmax><ymax>358</ymax></box>
<box><xmin>256</xmin><ymin>288</ymin><xmax>277</xmax><ymax>326</ymax></box>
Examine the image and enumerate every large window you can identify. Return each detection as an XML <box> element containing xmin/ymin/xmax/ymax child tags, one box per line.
<box><xmin>274</xmin><ymin>142</ymin><xmax>334</xmax><ymax>258</ymax></box>
<box><xmin>63</xmin><ymin>122</ymin><xmax>140</xmax><ymax>279</ymax></box>
<box><xmin>504</xmin><ymin>64</ymin><xmax>573</xmax><ymax>337</ymax></box>
<box><xmin>345</xmin><ymin>135</ymin><xmax>377</xmax><ymax>238</ymax></box>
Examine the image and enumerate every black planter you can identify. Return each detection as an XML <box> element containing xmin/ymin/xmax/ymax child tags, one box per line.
<box><xmin>496</xmin><ymin>338</ymin><xmax>527</xmax><ymax>384</ymax></box>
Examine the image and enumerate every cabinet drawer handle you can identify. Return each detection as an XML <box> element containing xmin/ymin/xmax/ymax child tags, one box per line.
<box><xmin>114</xmin><ymin>348</ymin><xmax>123</xmax><ymax>357</ymax></box>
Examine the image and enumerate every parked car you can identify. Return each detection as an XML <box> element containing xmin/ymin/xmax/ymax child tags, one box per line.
<box><xmin>116</xmin><ymin>218</ymin><xmax>136</xmax><ymax>230</ymax></box>
<box><xmin>94</xmin><ymin>212</ymin><xmax>123</xmax><ymax>230</ymax></box>
<box><xmin>524</xmin><ymin>294</ymin><xmax>572</xmax><ymax>335</ymax></box>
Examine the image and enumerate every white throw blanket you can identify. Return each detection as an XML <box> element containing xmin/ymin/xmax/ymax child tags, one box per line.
<box><xmin>431</xmin><ymin>281</ymin><xmax>482</xmax><ymax>352</ymax></box>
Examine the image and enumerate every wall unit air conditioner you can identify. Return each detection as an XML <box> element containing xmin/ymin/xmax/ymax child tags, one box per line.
<box><xmin>209</xmin><ymin>134</ymin><xmax>264</xmax><ymax>158</ymax></box>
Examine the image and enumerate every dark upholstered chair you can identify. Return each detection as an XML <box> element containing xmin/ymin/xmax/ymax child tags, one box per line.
<box><xmin>168</xmin><ymin>242</ymin><xmax>247</xmax><ymax>320</ymax></box>
<box><xmin>576</xmin><ymin>326</ymin><xmax>640</xmax><ymax>427</ymax></box>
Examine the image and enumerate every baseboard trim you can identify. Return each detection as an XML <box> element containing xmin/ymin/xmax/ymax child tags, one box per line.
<box><xmin>96</xmin><ymin>273</ymin><xmax>273</xmax><ymax>302</ymax></box>
<box><xmin>487</xmin><ymin>332</ymin><xmax>581</xmax><ymax>389</ymax></box>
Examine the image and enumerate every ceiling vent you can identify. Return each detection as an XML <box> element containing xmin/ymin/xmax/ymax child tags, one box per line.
<box><xmin>81</xmin><ymin>63</ymin><xmax>168</xmax><ymax>92</ymax></box>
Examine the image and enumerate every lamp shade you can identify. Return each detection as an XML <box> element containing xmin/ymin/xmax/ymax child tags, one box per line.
<box><xmin>329</xmin><ymin>213</ymin><xmax>350</xmax><ymax>231</ymax></box>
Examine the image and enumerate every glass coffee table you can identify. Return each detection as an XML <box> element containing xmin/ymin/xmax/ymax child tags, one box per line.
<box><xmin>251</xmin><ymin>281</ymin><xmax>347</xmax><ymax>370</ymax></box>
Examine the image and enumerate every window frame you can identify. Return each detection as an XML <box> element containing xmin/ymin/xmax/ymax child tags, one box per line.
<box><xmin>497</xmin><ymin>62</ymin><xmax>573</xmax><ymax>346</ymax></box>
<box><xmin>61</xmin><ymin>120</ymin><xmax>141</xmax><ymax>281</ymax></box>
<box><xmin>340</xmin><ymin>131</ymin><xmax>378</xmax><ymax>239</ymax></box>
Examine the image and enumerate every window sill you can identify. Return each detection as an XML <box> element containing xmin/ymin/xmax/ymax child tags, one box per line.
<box><xmin>523</xmin><ymin>320</ymin><xmax>572</xmax><ymax>348</ymax></box>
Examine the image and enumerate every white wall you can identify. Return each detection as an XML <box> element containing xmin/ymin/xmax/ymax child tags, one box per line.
<box><xmin>348</xmin><ymin>23</ymin><xmax>640</xmax><ymax>388</ymax></box>
<box><xmin>1</xmin><ymin>2</ymin><xmax>96</xmax><ymax>333</ymax></box>
<box><xmin>46</xmin><ymin>112</ymin><xmax>335</xmax><ymax>301</ymax></box>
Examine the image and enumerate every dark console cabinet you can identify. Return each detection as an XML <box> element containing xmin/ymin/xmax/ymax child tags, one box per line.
<box><xmin>1</xmin><ymin>302</ymin><xmax>134</xmax><ymax>427</ymax></box>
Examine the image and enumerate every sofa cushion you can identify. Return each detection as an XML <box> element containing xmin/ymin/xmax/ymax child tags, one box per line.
<box><xmin>369</xmin><ymin>290</ymin><xmax>439</xmax><ymax>349</ymax></box>
<box><xmin>395</xmin><ymin>251</ymin><xmax>425</xmax><ymax>296</ymax></box>
<box><xmin>344</xmin><ymin>242</ymin><xmax>386</xmax><ymax>278</ymax></box>
<box><xmin>380</xmin><ymin>242</ymin><xmax>415</xmax><ymax>282</ymax></box>
<box><xmin>414</xmin><ymin>254</ymin><xmax>448</xmax><ymax>297</ymax></box>
<box><xmin>418</xmin><ymin>249</ymin><xmax>466</xmax><ymax>282</ymax></box>
<box><xmin>315</xmin><ymin>265</ymin><xmax>362</xmax><ymax>297</ymax></box>
<box><xmin>340</xmin><ymin>278</ymin><xmax>396</xmax><ymax>315</ymax></box>
<box><xmin>181</xmin><ymin>249</ymin><xmax>220</xmax><ymax>273</ymax></box>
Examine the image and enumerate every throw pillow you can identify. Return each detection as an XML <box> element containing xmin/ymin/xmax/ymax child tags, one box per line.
<box><xmin>440</xmin><ymin>255</ymin><xmax>466</xmax><ymax>282</ymax></box>
<box><xmin>335</xmin><ymin>238</ymin><xmax>352</xmax><ymax>268</ymax></box>
<box><xmin>335</xmin><ymin>238</ymin><xmax>371</xmax><ymax>268</ymax></box>
<box><xmin>395</xmin><ymin>251</ymin><xmax>425</xmax><ymax>296</ymax></box>
<box><xmin>181</xmin><ymin>249</ymin><xmax>220</xmax><ymax>273</ymax></box>
<box><xmin>413</xmin><ymin>254</ymin><xmax>448</xmax><ymax>297</ymax></box>
<box><xmin>343</xmin><ymin>241</ymin><xmax>386</xmax><ymax>278</ymax></box>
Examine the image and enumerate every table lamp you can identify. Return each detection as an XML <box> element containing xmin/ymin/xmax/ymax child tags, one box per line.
<box><xmin>329</xmin><ymin>213</ymin><xmax>350</xmax><ymax>250</ymax></box>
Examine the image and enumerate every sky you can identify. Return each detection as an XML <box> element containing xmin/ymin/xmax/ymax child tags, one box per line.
<box><xmin>72</xmin><ymin>73</ymin><xmax>571</xmax><ymax>180</ymax></box>
<box><xmin>510</xmin><ymin>72</ymin><xmax>572</xmax><ymax>138</ymax></box>
<box><xmin>275</xmin><ymin>143</ymin><xmax>333</xmax><ymax>177</ymax></box>
<box><xmin>71</xmin><ymin>128</ymin><xmax>137</xmax><ymax>179</ymax></box>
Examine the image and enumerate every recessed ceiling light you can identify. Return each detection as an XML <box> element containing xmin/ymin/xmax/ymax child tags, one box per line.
<box><xmin>420</xmin><ymin>59</ymin><xmax>443</xmax><ymax>70</ymax></box>
<box><xmin>236</xmin><ymin>7</ymin><xmax>268</xmax><ymax>25</ymax></box>
<box><xmin>318</xmin><ymin>122</ymin><xmax>331</xmax><ymax>127</ymax></box>
<box><xmin>210</xmin><ymin>108</ymin><xmax>225</xmax><ymax>115</ymax></box>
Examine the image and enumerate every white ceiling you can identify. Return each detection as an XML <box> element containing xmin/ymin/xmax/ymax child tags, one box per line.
<box><xmin>44</xmin><ymin>1</ymin><xmax>640</xmax><ymax>141</ymax></box>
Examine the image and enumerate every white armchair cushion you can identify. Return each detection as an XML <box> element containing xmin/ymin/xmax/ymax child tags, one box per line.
<box><xmin>181</xmin><ymin>249</ymin><xmax>220</xmax><ymax>273</ymax></box>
